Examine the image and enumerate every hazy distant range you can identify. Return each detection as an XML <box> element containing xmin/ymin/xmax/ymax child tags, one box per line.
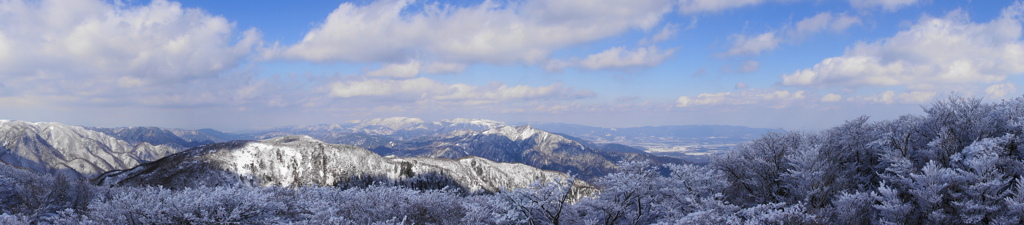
<box><xmin>236</xmin><ymin>118</ymin><xmax>778</xmax><ymax>162</ymax></box>
<box><xmin>527</xmin><ymin>122</ymin><xmax>777</xmax><ymax>159</ymax></box>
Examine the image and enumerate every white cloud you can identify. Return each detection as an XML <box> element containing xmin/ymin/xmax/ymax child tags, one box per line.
<box><xmin>677</xmin><ymin>0</ymin><xmax>767</xmax><ymax>14</ymax></box>
<box><xmin>830</xmin><ymin>14</ymin><xmax>864</xmax><ymax>32</ymax></box>
<box><xmin>856</xmin><ymin>90</ymin><xmax>936</xmax><ymax>104</ymax></box>
<box><xmin>329</xmin><ymin>78</ymin><xmax>440</xmax><ymax>98</ymax></box>
<box><xmin>795</xmin><ymin>12</ymin><xmax>862</xmax><ymax>35</ymax></box>
<box><xmin>328</xmin><ymin>78</ymin><xmax>594</xmax><ymax>105</ymax></box>
<box><xmin>422</xmin><ymin>62</ymin><xmax>466</xmax><ymax>74</ymax></box>
<box><xmin>0</xmin><ymin>0</ymin><xmax>258</xmax><ymax>99</ymax></box>
<box><xmin>724</xmin><ymin>12</ymin><xmax>860</xmax><ymax>57</ymax></box>
<box><xmin>821</xmin><ymin>93</ymin><xmax>843</xmax><ymax>102</ymax></box>
<box><xmin>795</xmin><ymin>13</ymin><xmax>832</xmax><ymax>34</ymax></box>
<box><xmin>279</xmin><ymin>0</ymin><xmax>674</xmax><ymax>64</ymax></box>
<box><xmin>544</xmin><ymin>59</ymin><xmax>575</xmax><ymax>73</ymax></box>
<box><xmin>364</xmin><ymin>61</ymin><xmax>466</xmax><ymax>77</ymax></box>
<box><xmin>898</xmin><ymin>91</ymin><xmax>937</xmax><ymax>104</ymax></box>
<box><xmin>579</xmin><ymin>46</ymin><xmax>676</xmax><ymax>70</ymax></box>
<box><xmin>725</xmin><ymin>32</ymin><xmax>780</xmax><ymax>55</ymax></box>
<box><xmin>782</xmin><ymin>7</ymin><xmax>1024</xmax><ymax>91</ymax></box>
<box><xmin>849</xmin><ymin>0</ymin><xmax>920</xmax><ymax>12</ymax></box>
<box><xmin>366</xmin><ymin>61</ymin><xmax>421</xmax><ymax>78</ymax></box>
<box><xmin>986</xmin><ymin>83</ymin><xmax>1018</xmax><ymax>98</ymax></box>
<box><xmin>436</xmin><ymin>83</ymin><xmax>594</xmax><ymax>104</ymax></box>
<box><xmin>641</xmin><ymin>23</ymin><xmax>679</xmax><ymax>44</ymax></box>
<box><xmin>869</xmin><ymin>90</ymin><xmax>896</xmax><ymax>104</ymax></box>
<box><xmin>0</xmin><ymin>32</ymin><xmax>10</xmax><ymax>63</ymax></box>
<box><xmin>735</xmin><ymin>82</ymin><xmax>749</xmax><ymax>89</ymax></box>
<box><xmin>676</xmin><ymin>89</ymin><xmax>806</xmax><ymax>108</ymax></box>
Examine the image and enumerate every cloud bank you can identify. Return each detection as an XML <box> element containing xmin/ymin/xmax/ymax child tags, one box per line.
<box><xmin>277</xmin><ymin>0</ymin><xmax>674</xmax><ymax>65</ymax></box>
<box><xmin>0</xmin><ymin>0</ymin><xmax>259</xmax><ymax>104</ymax></box>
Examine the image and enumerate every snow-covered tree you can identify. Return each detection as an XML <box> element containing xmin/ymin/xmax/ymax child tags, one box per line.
<box><xmin>821</xmin><ymin>191</ymin><xmax>876</xmax><ymax>225</ymax></box>
<box><xmin>583</xmin><ymin>160</ymin><xmax>665</xmax><ymax>224</ymax></box>
<box><xmin>875</xmin><ymin>182</ymin><xmax>913</xmax><ymax>225</ymax></box>
<box><xmin>714</xmin><ymin>131</ymin><xmax>803</xmax><ymax>206</ymax></box>
<box><xmin>656</xmin><ymin>163</ymin><xmax>731</xmax><ymax>220</ymax></box>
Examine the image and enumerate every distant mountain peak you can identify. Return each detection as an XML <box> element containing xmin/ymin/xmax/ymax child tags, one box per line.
<box><xmin>272</xmin><ymin>135</ymin><xmax>320</xmax><ymax>143</ymax></box>
<box><xmin>483</xmin><ymin>125</ymin><xmax>547</xmax><ymax>141</ymax></box>
<box><xmin>442</xmin><ymin>118</ymin><xmax>504</xmax><ymax>127</ymax></box>
<box><xmin>354</xmin><ymin>117</ymin><xmax>428</xmax><ymax>130</ymax></box>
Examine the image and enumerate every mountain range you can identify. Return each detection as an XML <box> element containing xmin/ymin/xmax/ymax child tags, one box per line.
<box><xmin>0</xmin><ymin>120</ymin><xmax>179</xmax><ymax>176</ymax></box>
<box><xmin>0</xmin><ymin>117</ymin><xmax>768</xmax><ymax>190</ymax></box>
<box><xmin>362</xmin><ymin>125</ymin><xmax>681</xmax><ymax>179</ymax></box>
<box><xmin>247</xmin><ymin>117</ymin><xmax>771</xmax><ymax>167</ymax></box>
<box><xmin>246</xmin><ymin>118</ymin><xmax>772</xmax><ymax>159</ymax></box>
<box><xmin>243</xmin><ymin>118</ymin><xmax>698</xmax><ymax>179</ymax></box>
<box><xmin>94</xmin><ymin>135</ymin><xmax>590</xmax><ymax>194</ymax></box>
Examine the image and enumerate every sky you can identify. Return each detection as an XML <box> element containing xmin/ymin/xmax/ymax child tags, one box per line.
<box><xmin>0</xmin><ymin>0</ymin><xmax>1023</xmax><ymax>131</ymax></box>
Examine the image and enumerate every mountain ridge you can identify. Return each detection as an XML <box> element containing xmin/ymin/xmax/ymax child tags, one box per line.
<box><xmin>95</xmin><ymin>135</ymin><xmax>592</xmax><ymax>194</ymax></box>
<box><xmin>372</xmin><ymin>124</ymin><xmax>684</xmax><ymax>179</ymax></box>
<box><xmin>0</xmin><ymin>117</ymin><xmax>765</xmax><ymax>180</ymax></box>
<box><xmin>0</xmin><ymin>120</ymin><xmax>179</xmax><ymax>177</ymax></box>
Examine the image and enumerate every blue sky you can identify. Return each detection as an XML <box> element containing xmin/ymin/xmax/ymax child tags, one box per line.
<box><xmin>0</xmin><ymin>0</ymin><xmax>1022</xmax><ymax>131</ymax></box>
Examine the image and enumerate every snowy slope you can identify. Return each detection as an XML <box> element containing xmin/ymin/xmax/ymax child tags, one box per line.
<box><xmin>95</xmin><ymin>135</ymin><xmax>589</xmax><ymax>193</ymax></box>
<box><xmin>0</xmin><ymin>120</ymin><xmax>179</xmax><ymax>176</ymax></box>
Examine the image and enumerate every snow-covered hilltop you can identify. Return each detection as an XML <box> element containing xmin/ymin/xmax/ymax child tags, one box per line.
<box><xmin>0</xmin><ymin>120</ymin><xmax>179</xmax><ymax>176</ymax></box>
<box><xmin>95</xmin><ymin>135</ymin><xmax>590</xmax><ymax>193</ymax></box>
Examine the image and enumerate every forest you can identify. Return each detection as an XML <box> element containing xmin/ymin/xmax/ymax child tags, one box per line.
<box><xmin>4</xmin><ymin>95</ymin><xmax>1024</xmax><ymax>224</ymax></box>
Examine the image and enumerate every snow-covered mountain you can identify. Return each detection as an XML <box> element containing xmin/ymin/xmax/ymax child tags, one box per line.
<box><xmin>0</xmin><ymin>120</ymin><xmax>179</xmax><ymax>176</ymax></box>
<box><xmin>246</xmin><ymin>118</ymin><xmax>689</xmax><ymax>179</ymax></box>
<box><xmin>95</xmin><ymin>136</ymin><xmax>590</xmax><ymax>194</ymax></box>
<box><xmin>169</xmin><ymin>128</ymin><xmax>253</xmax><ymax>144</ymax></box>
<box><xmin>253</xmin><ymin>117</ymin><xmax>770</xmax><ymax>162</ymax></box>
<box><xmin>88</xmin><ymin>126</ymin><xmax>213</xmax><ymax>149</ymax></box>
<box><xmin>373</xmin><ymin>125</ymin><xmax>685</xmax><ymax>179</ymax></box>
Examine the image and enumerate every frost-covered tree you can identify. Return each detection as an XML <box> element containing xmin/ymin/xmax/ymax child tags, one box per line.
<box><xmin>997</xmin><ymin>177</ymin><xmax>1024</xmax><ymax>224</ymax></box>
<box><xmin>948</xmin><ymin>135</ymin><xmax>1019</xmax><ymax>224</ymax></box>
<box><xmin>736</xmin><ymin>202</ymin><xmax>817</xmax><ymax>224</ymax></box>
<box><xmin>781</xmin><ymin>135</ymin><xmax>834</xmax><ymax>208</ymax></box>
<box><xmin>657</xmin><ymin>163</ymin><xmax>730</xmax><ymax>219</ymax></box>
<box><xmin>484</xmin><ymin>178</ymin><xmax>585</xmax><ymax>225</ymax></box>
<box><xmin>821</xmin><ymin>191</ymin><xmax>876</xmax><ymax>225</ymax></box>
<box><xmin>875</xmin><ymin>182</ymin><xmax>914</xmax><ymax>225</ymax></box>
<box><xmin>906</xmin><ymin>161</ymin><xmax>970</xmax><ymax>224</ymax></box>
<box><xmin>87</xmin><ymin>186</ymin><xmax>288</xmax><ymax>224</ymax></box>
<box><xmin>582</xmin><ymin>160</ymin><xmax>671</xmax><ymax>225</ymax></box>
<box><xmin>922</xmin><ymin>96</ymin><xmax>1006</xmax><ymax>166</ymax></box>
<box><xmin>714</xmin><ymin>131</ymin><xmax>804</xmax><ymax>205</ymax></box>
<box><xmin>818</xmin><ymin>117</ymin><xmax>881</xmax><ymax>192</ymax></box>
